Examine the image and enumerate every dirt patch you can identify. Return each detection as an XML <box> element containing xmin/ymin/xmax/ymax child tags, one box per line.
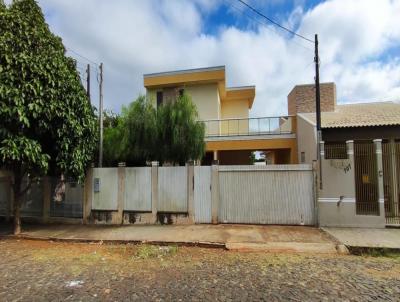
<box><xmin>1</xmin><ymin>238</ymin><xmax>400</xmax><ymax>301</ymax></box>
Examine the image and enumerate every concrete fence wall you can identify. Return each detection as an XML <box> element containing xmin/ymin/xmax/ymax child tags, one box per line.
<box><xmin>1</xmin><ymin>163</ymin><xmax>316</xmax><ymax>226</ymax></box>
<box><xmin>318</xmin><ymin>140</ymin><xmax>386</xmax><ymax>228</ymax></box>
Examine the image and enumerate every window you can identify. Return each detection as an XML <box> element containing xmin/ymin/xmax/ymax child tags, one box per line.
<box><xmin>300</xmin><ymin>152</ymin><xmax>306</xmax><ymax>163</ymax></box>
<box><xmin>324</xmin><ymin>142</ymin><xmax>347</xmax><ymax>159</ymax></box>
<box><xmin>156</xmin><ymin>91</ymin><xmax>163</xmax><ymax>108</ymax></box>
<box><xmin>179</xmin><ymin>88</ymin><xmax>184</xmax><ymax>97</ymax></box>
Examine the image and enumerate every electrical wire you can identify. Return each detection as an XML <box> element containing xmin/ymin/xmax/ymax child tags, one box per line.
<box><xmin>66</xmin><ymin>47</ymin><xmax>100</xmax><ymax>67</ymax></box>
<box><xmin>223</xmin><ymin>0</ymin><xmax>313</xmax><ymax>52</ymax></box>
<box><xmin>236</xmin><ymin>0</ymin><xmax>314</xmax><ymax>43</ymax></box>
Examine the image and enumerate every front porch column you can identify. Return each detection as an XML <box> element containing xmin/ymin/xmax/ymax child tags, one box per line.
<box><xmin>213</xmin><ymin>150</ymin><xmax>218</xmax><ymax>161</ymax></box>
<box><xmin>373</xmin><ymin>139</ymin><xmax>386</xmax><ymax>221</ymax></box>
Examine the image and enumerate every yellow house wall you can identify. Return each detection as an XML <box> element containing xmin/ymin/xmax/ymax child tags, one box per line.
<box><xmin>146</xmin><ymin>84</ymin><xmax>221</xmax><ymax>136</ymax></box>
<box><xmin>220</xmin><ymin>99</ymin><xmax>249</xmax><ymax>135</ymax></box>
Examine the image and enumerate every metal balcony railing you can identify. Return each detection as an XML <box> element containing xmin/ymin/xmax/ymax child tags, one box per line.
<box><xmin>201</xmin><ymin>116</ymin><xmax>295</xmax><ymax>137</ymax></box>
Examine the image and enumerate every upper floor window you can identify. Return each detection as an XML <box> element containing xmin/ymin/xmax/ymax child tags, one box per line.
<box><xmin>156</xmin><ymin>91</ymin><xmax>163</xmax><ymax>108</ymax></box>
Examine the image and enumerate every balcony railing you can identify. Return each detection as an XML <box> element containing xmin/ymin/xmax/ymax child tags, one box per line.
<box><xmin>201</xmin><ymin>116</ymin><xmax>295</xmax><ymax>137</ymax></box>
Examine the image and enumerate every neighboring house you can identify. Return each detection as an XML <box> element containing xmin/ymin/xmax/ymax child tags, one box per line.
<box><xmin>144</xmin><ymin>66</ymin><xmax>297</xmax><ymax>165</ymax></box>
<box><xmin>290</xmin><ymin>82</ymin><xmax>400</xmax><ymax>227</ymax></box>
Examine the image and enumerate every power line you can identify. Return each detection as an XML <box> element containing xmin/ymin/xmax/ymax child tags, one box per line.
<box><xmin>223</xmin><ymin>0</ymin><xmax>313</xmax><ymax>52</ymax></box>
<box><xmin>236</xmin><ymin>0</ymin><xmax>314</xmax><ymax>44</ymax></box>
<box><xmin>66</xmin><ymin>47</ymin><xmax>100</xmax><ymax>67</ymax></box>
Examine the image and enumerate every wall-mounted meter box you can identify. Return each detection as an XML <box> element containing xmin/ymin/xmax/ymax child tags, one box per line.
<box><xmin>94</xmin><ymin>178</ymin><xmax>100</xmax><ymax>192</ymax></box>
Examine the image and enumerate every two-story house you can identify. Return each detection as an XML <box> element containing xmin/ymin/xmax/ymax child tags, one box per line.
<box><xmin>143</xmin><ymin>66</ymin><xmax>297</xmax><ymax>165</ymax></box>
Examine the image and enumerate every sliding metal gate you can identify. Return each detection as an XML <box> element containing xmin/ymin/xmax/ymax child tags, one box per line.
<box><xmin>218</xmin><ymin>165</ymin><xmax>315</xmax><ymax>225</ymax></box>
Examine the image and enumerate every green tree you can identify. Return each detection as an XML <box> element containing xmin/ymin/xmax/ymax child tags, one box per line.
<box><xmin>157</xmin><ymin>93</ymin><xmax>205</xmax><ymax>165</ymax></box>
<box><xmin>0</xmin><ymin>0</ymin><xmax>97</xmax><ymax>234</ymax></box>
<box><xmin>103</xmin><ymin>93</ymin><xmax>205</xmax><ymax>166</ymax></box>
<box><xmin>122</xmin><ymin>96</ymin><xmax>158</xmax><ymax>165</ymax></box>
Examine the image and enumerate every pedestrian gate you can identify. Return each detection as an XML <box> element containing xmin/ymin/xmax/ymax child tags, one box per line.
<box><xmin>383</xmin><ymin>140</ymin><xmax>400</xmax><ymax>225</ymax></box>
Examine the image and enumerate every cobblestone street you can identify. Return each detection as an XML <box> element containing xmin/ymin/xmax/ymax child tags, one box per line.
<box><xmin>0</xmin><ymin>239</ymin><xmax>399</xmax><ymax>301</ymax></box>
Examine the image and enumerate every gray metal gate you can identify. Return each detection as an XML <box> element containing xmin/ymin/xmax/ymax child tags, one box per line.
<box><xmin>218</xmin><ymin>165</ymin><xmax>315</xmax><ymax>225</ymax></box>
<box><xmin>194</xmin><ymin>166</ymin><xmax>212</xmax><ymax>223</ymax></box>
<box><xmin>354</xmin><ymin>142</ymin><xmax>380</xmax><ymax>215</ymax></box>
<box><xmin>50</xmin><ymin>179</ymin><xmax>84</xmax><ymax>218</ymax></box>
<box><xmin>0</xmin><ymin>177</ymin><xmax>10</xmax><ymax>216</ymax></box>
<box><xmin>383</xmin><ymin>140</ymin><xmax>400</xmax><ymax>225</ymax></box>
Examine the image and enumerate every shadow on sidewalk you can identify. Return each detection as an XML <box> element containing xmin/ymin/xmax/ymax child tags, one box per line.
<box><xmin>0</xmin><ymin>220</ymin><xmax>13</xmax><ymax>236</ymax></box>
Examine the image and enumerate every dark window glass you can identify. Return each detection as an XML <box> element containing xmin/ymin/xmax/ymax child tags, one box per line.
<box><xmin>156</xmin><ymin>91</ymin><xmax>163</xmax><ymax>108</ymax></box>
<box><xmin>179</xmin><ymin>89</ymin><xmax>184</xmax><ymax>97</ymax></box>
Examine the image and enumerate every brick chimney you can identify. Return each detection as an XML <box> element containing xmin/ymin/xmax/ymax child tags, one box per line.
<box><xmin>287</xmin><ymin>82</ymin><xmax>336</xmax><ymax>115</ymax></box>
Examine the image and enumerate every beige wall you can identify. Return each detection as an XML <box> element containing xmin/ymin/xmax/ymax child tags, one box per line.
<box><xmin>185</xmin><ymin>84</ymin><xmax>220</xmax><ymax>120</ymax></box>
<box><xmin>318</xmin><ymin>141</ymin><xmax>386</xmax><ymax>228</ymax></box>
<box><xmin>221</xmin><ymin>99</ymin><xmax>248</xmax><ymax>119</ymax></box>
<box><xmin>220</xmin><ymin>99</ymin><xmax>249</xmax><ymax>135</ymax></box>
<box><xmin>288</xmin><ymin>82</ymin><xmax>336</xmax><ymax>115</ymax></box>
<box><xmin>147</xmin><ymin>84</ymin><xmax>221</xmax><ymax>135</ymax></box>
<box><xmin>147</xmin><ymin>84</ymin><xmax>220</xmax><ymax>120</ymax></box>
<box><xmin>296</xmin><ymin>115</ymin><xmax>317</xmax><ymax>164</ymax></box>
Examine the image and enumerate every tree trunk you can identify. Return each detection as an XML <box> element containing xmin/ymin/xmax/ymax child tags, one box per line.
<box><xmin>13</xmin><ymin>174</ymin><xmax>22</xmax><ymax>235</ymax></box>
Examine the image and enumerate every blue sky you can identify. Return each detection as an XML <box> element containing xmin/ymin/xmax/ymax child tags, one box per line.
<box><xmin>204</xmin><ymin>0</ymin><xmax>322</xmax><ymax>35</ymax></box>
<box><xmin>30</xmin><ymin>0</ymin><xmax>400</xmax><ymax>115</ymax></box>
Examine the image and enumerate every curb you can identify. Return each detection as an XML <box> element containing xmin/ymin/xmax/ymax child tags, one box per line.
<box><xmin>225</xmin><ymin>242</ymin><xmax>339</xmax><ymax>254</ymax></box>
<box><xmin>3</xmin><ymin>234</ymin><xmax>227</xmax><ymax>249</ymax></box>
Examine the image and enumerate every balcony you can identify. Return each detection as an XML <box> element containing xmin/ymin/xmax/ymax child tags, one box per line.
<box><xmin>201</xmin><ymin>116</ymin><xmax>296</xmax><ymax>138</ymax></box>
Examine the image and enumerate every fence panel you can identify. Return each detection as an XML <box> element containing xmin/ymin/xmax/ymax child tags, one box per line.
<box><xmin>92</xmin><ymin>168</ymin><xmax>118</xmax><ymax>210</ymax></box>
<box><xmin>21</xmin><ymin>179</ymin><xmax>43</xmax><ymax>217</ymax></box>
<box><xmin>0</xmin><ymin>177</ymin><xmax>10</xmax><ymax>216</ymax></box>
<box><xmin>218</xmin><ymin>165</ymin><xmax>315</xmax><ymax>225</ymax></box>
<box><xmin>50</xmin><ymin>179</ymin><xmax>84</xmax><ymax>218</ymax></box>
<box><xmin>158</xmin><ymin>166</ymin><xmax>187</xmax><ymax>212</ymax></box>
<box><xmin>194</xmin><ymin>166</ymin><xmax>212</xmax><ymax>223</ymax></box>
<box><xmin>124</xmin><ymin>167</ymin><xmax>152</xmax><ymax>212</ymax></box>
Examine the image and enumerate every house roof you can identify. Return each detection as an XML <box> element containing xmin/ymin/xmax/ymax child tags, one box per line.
<box><xmin>143</xmin><ymin>66</ymin><xmax>256</xmax><ymax>109</ymax></box>
<box><xmin>226</xmin><ymin>86</ymin><xmax>255</xmax><ymax>109</ymax></box>
<box><xmin>298</xmin><ymin>101</ymin><xmax>400</xmax><ymax>128</ymax></box>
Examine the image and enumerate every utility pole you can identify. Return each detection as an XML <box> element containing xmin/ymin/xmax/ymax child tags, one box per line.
<box><xmin>99</xmin><ymin>63</ymin><xmax>103</xmax><ymax>168</ymax></box>
<box><xmin>314</xmin><ymin>34</ymin><xmax>322</xmax><ymax>189</ymax></box>
<box><xmin>86</xmin><ymin>64</ymin><xmax>91</xmax><ymax>103</ymax></box>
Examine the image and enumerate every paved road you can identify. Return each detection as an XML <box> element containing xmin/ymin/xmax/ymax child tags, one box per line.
<box><xmin>0</xmin><ymin>239</ymin><xmax>399</xmax><ymax>301</ymax></box>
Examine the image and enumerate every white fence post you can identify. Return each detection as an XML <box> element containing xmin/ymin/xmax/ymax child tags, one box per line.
<box><xmin>211</xmin><ymin>162</ymin><xmax>219</xmax><ymax>224</ymax></box>
<box><xmin>151</xmin><ymin>161</ymin><xmax>158</xmax><ymax>223</ymax></box>
<box><xmin>83</xmin><ymin>168</ymin><xmax>93</xmax><ymax>224</ymax></box>
<box><xmin>115</xmin><ymin>162</ymin><xmax>126</xmax><ymax>224</ymax></box>
<box><xmin>187</xmin><ymin>161</ymin><xmax>194</xmax><ymax>223</ymax></box>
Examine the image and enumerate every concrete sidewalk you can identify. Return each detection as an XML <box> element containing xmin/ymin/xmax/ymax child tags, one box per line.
<box><xmin>1</xmin><ymin>224</ymin><xmax>340</xmax><ymax>253</ymax></box>
<box><xmin>323</xmin><ymin>227</ymin><xmax>400</xmax><ymax>250</ymax></box>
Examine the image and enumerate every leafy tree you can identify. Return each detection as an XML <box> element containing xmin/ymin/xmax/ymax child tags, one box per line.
<box><xmin>0</xmin><ymin>0</ymin><xmax>97</xmax><ymax>234</ymax></box>
<box><xmin>121</xmin><ymin>96</ymin><xmax>158</xmax><ymax>165</ymax></box>
<box><xmin>157</xmin><ymin>93</ymin><xmax>205</xmax><ymax>165</ymax></box>
<box><xmin>103</xmin><ymin>93</ymin><xmax>205</xmax><ymax>166</ymax></box>
<box><xmin>102</xmin><ymin>109</ymin><xmax>122</xmax><ymax>166</ymax></box>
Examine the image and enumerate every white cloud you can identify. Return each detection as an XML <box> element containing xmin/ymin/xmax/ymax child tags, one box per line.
<box><xmin>37</xmin><ymin>0</ymin><xmax>400</xmax><ymax>116</ymax></box>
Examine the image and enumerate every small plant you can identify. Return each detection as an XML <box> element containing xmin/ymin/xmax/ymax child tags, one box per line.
<box><xmin>134</xmin><ymin>244</ymin><xmax>178</xmax><ymax>259</ymax></box>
